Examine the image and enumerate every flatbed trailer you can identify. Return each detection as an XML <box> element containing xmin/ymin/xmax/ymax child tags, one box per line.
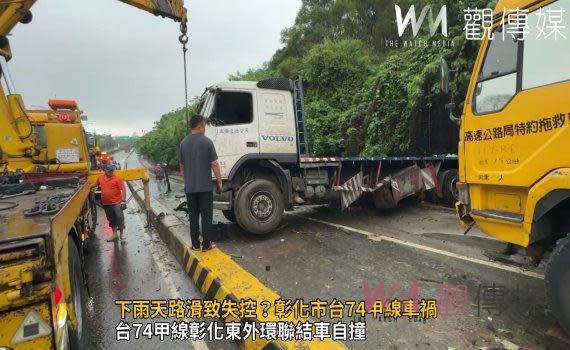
<box><xmin>298</xmin><ymin>155</ymin><xmax>458</xmax><ymax>210</ymax></box>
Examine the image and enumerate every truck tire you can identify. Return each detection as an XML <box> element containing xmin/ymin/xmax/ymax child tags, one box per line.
<box><xmin>87</xmin><ymin>193</ymin><xmax>97</xmax><ymax>236</ymax></box>
<box><xmin>222</xmin><ymin>210</ymin><xmax>235</xmax><ymax>223</ymax></box>
<box><xmin>545</xmin><ymin>236</ymin><xmax>570</xmax><ymax>334</ymax></box>
<box><xmin>441</xmin><ymin>169</ymin><xmax>459</xmax><ymax>207</ymax></box>
<box><xmin>234</xmin><ymin>179</ymin><xmax>284</xmax><ymax>235</ymax></box>
<box><xmin>68</xmin><ymin>238</ymin><xmax>87</xmax><ymax>349</ymax></box>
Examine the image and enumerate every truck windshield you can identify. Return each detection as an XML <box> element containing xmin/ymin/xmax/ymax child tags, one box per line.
<box><xmin>209</xmin><ymin>91</ymin><xmax>253</xmax><ymax>126</ymax></box>
<box><xmin>474</xmin><ymin>25</ymin><xmax>518</xmax><ymax>114</ymax></box>
<box><xmin>474</xmin><ymin>0</ymin><xmax>570</xmax><ymax>115</ymax></box>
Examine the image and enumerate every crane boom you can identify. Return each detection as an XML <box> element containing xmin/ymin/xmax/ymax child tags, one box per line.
<box><xmin>118</xmin><ymin>0</ymin><xmax>187</xmax><ymax>23</ymax></box>
<box><xmin>0</xmin><ymin>1</ymin><xmax>36</xmax><ymax>44</ymax></box>
<box><xmin>0</xmin><ymin>0</ymin><xmax>186</xmax><ymax>53</ymax></box>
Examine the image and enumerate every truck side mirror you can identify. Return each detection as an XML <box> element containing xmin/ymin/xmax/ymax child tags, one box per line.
<box><xmin>447</xmin><ymin>102</ymin><xmax>460</xmax><ymax>126</ymax></box>
<box><xmin>445</xmin><ymin>103</ymin><xmax>456</xmax><ymax>113</ymax></box>
<box><xmin>440</xmin><ymin>59</ymin><xmax>450</xmax><ymax>95</ymax></box>
<box><xmin>81</xmin><ymin>115</ymin><xmax>88</xmax><ymax>121</ymax></box>
<box><xmin>476</xmin><ymin>82</ymin><xmax>483</xmax><ymax>96</ymax></box>
<box><xmin>440</xmin><ymin>58</ymin><xmax>460</xmax><ymax>126</ymax></box>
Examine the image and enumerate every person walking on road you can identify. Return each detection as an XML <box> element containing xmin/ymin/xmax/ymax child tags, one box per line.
<box><xmin>154</xmin><ymin>163</ymin><xmax>167</xmax><ymax>195</ymax></box>
<box><xmin>93</xmin><ymin>164</ymin><xmax>127</xmax><ymax>242</ymax></box>
<box><xmin>163</xmin><ymin>162</ymin><xmax>172</xmax><ymax>193</ymax></box>
<box><xmin>179</xmin><ymin>115</ymin><xmax>223</xmax><ymax>252</ymax></box>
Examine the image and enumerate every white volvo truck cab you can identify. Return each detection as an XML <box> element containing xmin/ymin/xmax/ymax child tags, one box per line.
<box><xmin>200</xmin><ymin>78</ymin><xmax>308</xmax><ymax>235</ymax></box>
<box><xmin>201</xmin><ymin>79</ymin><xmax>299</xmax><ymax>179</ymax></box>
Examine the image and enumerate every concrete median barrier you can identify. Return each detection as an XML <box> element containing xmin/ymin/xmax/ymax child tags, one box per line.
<box><xmin>127</xmin><ymin>181</ymin><xmax>346</xmax><ymax>350</ymax></box>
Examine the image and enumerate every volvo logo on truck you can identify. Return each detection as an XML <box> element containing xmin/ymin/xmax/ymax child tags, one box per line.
<box><xmin>261</xmin><ymin>135</ymin><xmax>295</xmax><ymax>142</ymax></box>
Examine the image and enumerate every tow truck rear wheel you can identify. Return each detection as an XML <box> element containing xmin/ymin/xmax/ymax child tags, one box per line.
<box><xmin>234</xmin><ymin>179</ymin><xmax>284</xmax><ymax>235</ymax></box>
<box><xmin>68</xmin><ymin>238</ymin><xmax>87</xmax><ymax>349</ymax></box>
<box><xmin>545</xmin><ymin>235</ymin><xmax>570</xmax><ymax>334</ymax></box>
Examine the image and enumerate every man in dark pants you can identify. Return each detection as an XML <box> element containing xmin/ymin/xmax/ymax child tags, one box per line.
<box><xmin>179</xmin><ymin>115</ymin><xmax>222</xmax><ymax>251</ymax></box>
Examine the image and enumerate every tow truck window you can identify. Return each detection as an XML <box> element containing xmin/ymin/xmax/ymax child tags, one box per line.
<box><xmin>522</xmin><ymin>0</ymin><xmax>570</xmax><ymax>89</ymax></box>
<box><xmin>474</xmin><ymin>25</ymin><xmax>519</xmax><ymax>114</ymax></box>
<box><xmin>210</xmin><ymin>91</ymin><xmax>253</xmax><ymax>126</ymax></box>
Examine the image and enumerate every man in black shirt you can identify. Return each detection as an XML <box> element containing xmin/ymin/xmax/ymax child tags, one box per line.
<box><xmin>179</xmin><ymin>115</ymin><xmax>223</xmax><ymax>251</ymax></box>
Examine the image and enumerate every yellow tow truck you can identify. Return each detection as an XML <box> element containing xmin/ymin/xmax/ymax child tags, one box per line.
<box><xmin>441</xmin><ymin>0</ymin><xmax>570</xmax><ymax>335</ymax></box>
<box><xmin>0</xmin><ymin>1</ymin><xmax>186</xmax><ymax>349</ymax></box>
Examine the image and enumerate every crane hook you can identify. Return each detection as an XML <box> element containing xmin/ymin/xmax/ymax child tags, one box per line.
<box><xmin>179</xmin><ymin>22</ymin><xmax>188</xmax><ymax>46</ymax></box>
<box><xmin>179</xmin><ymin>21</ymin><xmax>189</xmax><ymax>131</ymax></box>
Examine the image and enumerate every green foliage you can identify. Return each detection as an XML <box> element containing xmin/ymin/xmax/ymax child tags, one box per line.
<box><xmin>136</xmin><ymin>102</ymin><xmax>199</xmax><ymax>167</ymax></box>
<box><xmin>301</xmin><ymin>39</ymin><xmax>373</xmax><ymax>155</ymax></box>
<box><xmin>270</xmin><ymin>0</ymin><xmax>418</xmax><ymax>69</ymax></box>
<box><xmin>229</xmin><ymin>63</ymin><xmax>278</xmax><ymax>81</ymax></box>
<box><xmin>114</xmin><ymin>135</ymin><xmax>138</xmax><ymax>146</ymax></box>
<box><xmin>269</xmin><ymin>0</ymin><xmax>490</xmax><ymax>156</ymax></box>
<box><xmin>86</xmin><ymin>134</ymin><xmax>138</xmax><ymax>151</ymax></box>
<box><xmin>361</xmin><ymin>45</ymin><xmax>453</xmax><ymax>155</ymax></box>
<box><xmin>93</xmin><ymin>134</ymin><xmax>117</xmax><ymax>151</ymax></box>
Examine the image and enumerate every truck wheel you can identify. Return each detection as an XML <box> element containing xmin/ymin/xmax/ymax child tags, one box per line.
<box><xmin>441</xmin><ymin>169</ymin><xmax>459</xmax><ymax>207</ymax></box>
<box><xmin>68</xmin><ymin>238</ymin><xmax>87</xmax><ymax>349</ymax></box>
<box><xmin>222</xmin><ymin>210</ymin><xmax>235</xmax><ymax>223</ymax></box>
<box><xmin>234</xmin><ymin>179</ymin><xmax>284</xmax><ymax>235</ymax></box>
<box><xmin>545</xmin><ymin>236</ymin><xmax>570</xmax><ymax>334</ymax></box>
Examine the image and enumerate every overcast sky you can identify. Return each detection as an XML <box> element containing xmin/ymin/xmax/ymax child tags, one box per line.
<box><xmin>8</xmin><ymin>0</ymin><xmax>301</xmax><ymax>136</ymax></box>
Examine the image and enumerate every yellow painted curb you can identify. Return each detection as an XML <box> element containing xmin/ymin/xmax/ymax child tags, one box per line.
<box><xmin>128</xmin><ymin>182</ymin><xmax>346</xmax><ymax>350</ymax></box>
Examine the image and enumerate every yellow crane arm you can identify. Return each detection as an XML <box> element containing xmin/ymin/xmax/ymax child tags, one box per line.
<box><xmin>118</xmin><ymin>0</ymin><xmax>187</xmax><ymax>23</ymax></box>
<box><xmin>0</xmin><ymin>1</ymin><xmax>36</xmax><ymax>43</ymax></box>
<box><xmin>0</xmin><ymin>0</ymin><xmax>187</xmax><ymax>54</ymax></box>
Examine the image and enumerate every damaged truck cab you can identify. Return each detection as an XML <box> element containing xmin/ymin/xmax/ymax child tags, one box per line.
<box><xmin>447</xmin><ymin>0</ymin><xmax>570</xmax><ymax>334</ymax></box>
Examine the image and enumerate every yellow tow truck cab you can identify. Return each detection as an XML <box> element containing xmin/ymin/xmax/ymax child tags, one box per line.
<box><xmin>446</xmin><ymin>0</ymin><xmax>570</xmax><ymax>334</ymax></box>
<box><xmin>0</xmin><ymin>100</ymin><xmax>96</xmax><ymax>349</ymax></box>
<box><xmin>26</xmin><ymin>99</ymin><xmax>91</xmax><ymax>173</ymax></box>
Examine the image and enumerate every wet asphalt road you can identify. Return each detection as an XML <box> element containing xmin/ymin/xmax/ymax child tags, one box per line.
<box><xmin>113</xmin><ymin>151</ymin><xmax>563</xmax><ymax>349</ymax></box>
<box><xmin>83</xmin><ymin>151</ymin><xmax>236</xmax><ymax>350</ymax></box>
<box><xmin>83</xmin><ymin>203</ymin><xmax>206</xmax><ymax>349</ymax></box>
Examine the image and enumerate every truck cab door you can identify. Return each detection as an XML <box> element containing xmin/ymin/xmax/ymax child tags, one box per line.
<box><xmin>204</xmin><ymin>89</ymin><xmax>259</xmax><ymax>178</ymax></box>
<box><xmin>257</xmin><ymin>90</ymin><xmax>297</xmax><ymax>156</ymax></box>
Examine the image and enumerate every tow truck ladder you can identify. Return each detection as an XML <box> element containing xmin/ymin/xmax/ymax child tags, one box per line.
<box><xmin>293</xmin><ymin>78</ymin><xmax>310</xmax><ymax>157</ymax></box>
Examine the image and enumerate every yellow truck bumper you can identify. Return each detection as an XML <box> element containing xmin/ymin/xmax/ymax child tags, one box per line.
<box><xmin>456</xmin><ymin>201</ymin><xmax>529</xmax><ymax>247</ymax></box>
<box><xmin>455</xmin><ymin>201</ymin><xmax>473</xmax><ymax>228</ymax></box>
